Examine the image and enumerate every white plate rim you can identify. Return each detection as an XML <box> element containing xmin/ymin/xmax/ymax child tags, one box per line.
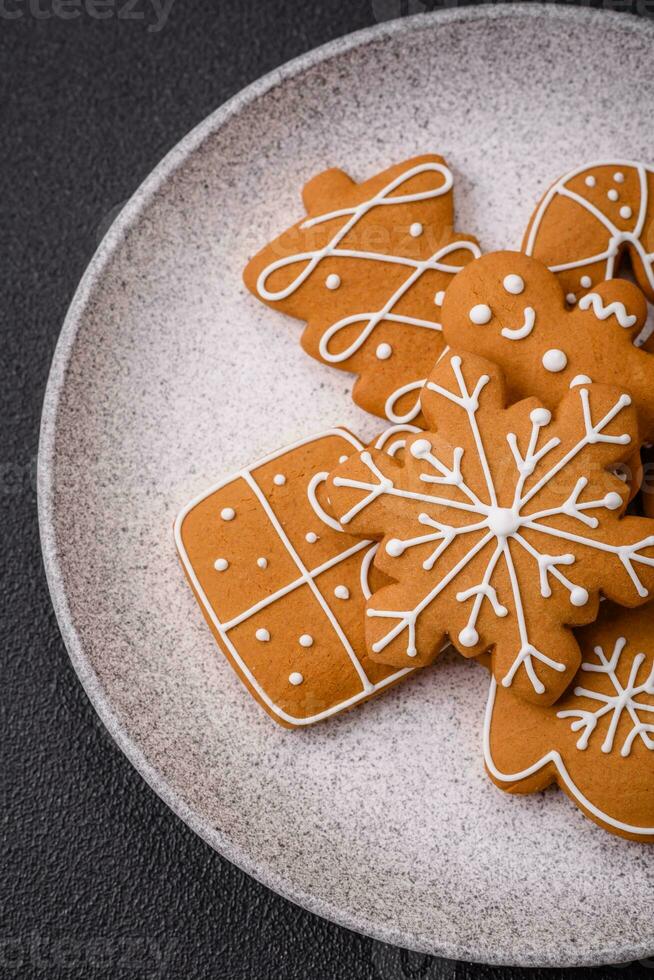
<box><xmin>37</xmin><ymin>4</ymin><xmax>654</xmax><ymax>967</ymax></box>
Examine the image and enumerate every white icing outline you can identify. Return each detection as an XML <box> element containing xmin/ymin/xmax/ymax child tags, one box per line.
<box><xmin>577</xmin><ymin>292</ymin><xmax>638</xmax><ymax>329</ymax></box>
<box><xmin>525</xmin><ymin>160</ymin><xmax>654</xmax><ymax>295</ymax></box>
<box><xmin>175</xmin><ymin>429</ymin><xmax>412</xmax><ymax>726</ymax></box>
<box><xmin>484</xmin><ymin>676</ymin><xmax>654</xmax><ymax>837</ymax></box>
<box><xmin>331</xmin><ymin>353</ymin><xmax>654</xmax><ymax>695</ymax></box>
<box><xmin>255</xmin><ymin>160</ymin><xmax>480</xmax><ymax>384</ymax></box>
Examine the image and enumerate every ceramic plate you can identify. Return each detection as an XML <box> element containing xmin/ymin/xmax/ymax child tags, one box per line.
<box><xmin>39</xmin><ymin>5</ymin><xmax>654</xmax><ymax>967</ymax></box>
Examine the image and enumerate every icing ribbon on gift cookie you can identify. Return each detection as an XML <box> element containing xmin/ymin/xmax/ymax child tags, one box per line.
<box><xmin>327</xmin><ymin>349</ymin><xmax>654</xmax><ymax>705</ymax></box>
<box><xmin>523</xmin><ymin>161</ymin><xmax>654</xmax><ymax>306</ymax></box>
<box><xmin>485</xmin><ymin>601</ymin><xmax>654</xmax><ymax>840</ymax></box>
<box><xmin>243</xmin><ymin>155</ymin><xmax>480</xmax><ymax>426</ymax></box>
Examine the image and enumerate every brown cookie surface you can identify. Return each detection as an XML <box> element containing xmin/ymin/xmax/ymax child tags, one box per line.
<box><xmin>485</xmin><ymin>601</ymin><xmax>654</xmax><ymax>841</ymax></box>
<box><xmin>244</xmin><ymin>155</ymin><xmax>480</xmax><ymax>426</ymax></box>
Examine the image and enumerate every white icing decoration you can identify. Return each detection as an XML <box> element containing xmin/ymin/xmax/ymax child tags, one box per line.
<box><xmin>585</xmin><ymin>175</ymin><xmax>596</xmax><ymax>187</ymax></box>
<box><xmin>376</xmin><ymin>342</ymin><xmax>393</xmax><ymax>360</ymax></box>
<box><xmin>256</xmin><ymin>628</ymin><xmax>270</xmax><ymax>642</ymax></box>
<box><xmin>299</xmin><ymin>634</ymin><xmax>313</xmax><ymax>647</ymax></box>
<box><xmin>214</xmin><ymin>558</ymin><xmax>229</xmax><ymax>571</ymax></box>
<box><xmin>175</xmin><ymin>429</ymin><xmax>413</xmax><ymax>727</ymax></box>
<box><xmin>220</xmin><ymin>507</ymin><xmax>235</xmax><ymax>521</ymax></box>
<box><xmin>569</xmin><ymin>374</ymin><xmax>592</xmax><ymax>388</ymax></box>
<box><xmin>334</xmin><ymin>585</ymin><xmax>350</xmax><ymax>600</ymax></box>
<box><xmin>620</xmin><ymin>205</ymin><xmax>633</xmax><ymax>220</ymax></box>
<box><xmin>384</xmin><ymin>379</ymin><xmax>426</xmax><ymax>425</ymax></box>
<box><xmin>374</xmin><ymin>423</ymin><xmax>422</xmax><ymax>458</ymax></box>
<box><xmin>614</xmin><ymin>172</ymin><xmax>625</xmax><ymax>183</ymax></box>
<box><xmin>255</xmin><ymin>161</ymin><xmax>481</xmax><ymax>368</ymax></box>
<box><xmin>580</xmin><ymin>275</ymin><xmax>592</xmax><ymax>288</ymax></box>
<box><xmin>577</xmin><ymin>292</ymin><xmax>637</xmax><ymax>328</ymax></box>
<box><xmin>484</xmin><ymin>676</ymin><xmax>654</xmax><ymax>837</ymax></box>
<box><xmin>409</xmin><ymin>222</ymin><xmax>423</xmax><ymax>237</ymax></box>
<box><xmin>469</xmin><ymin>304</ymin><xmax>492</xmax><ymax>325</ymax></box>
<box><xmin>524</xmin><ymin>160</ymin><xmax>654</xmax><ymax>296</ymax></box>
<box><xmin>608</xmin><ymin>189</ymin><xmax>619</xmax><ymax>202</ymax></box>
<box><xmin>434</xmin><ymin>290</ymin><xmax>445</xmax><ymax>306</ymax></box>
<box><xmin>339</xmin><ymin>455</ymin><xmax>349</xmax><ymax>464</ymax></box>
<box><xmin>273</xmin><ymin>474</ymin><xmax>286</xmax><ymax>486</ymax></box>
<box><xmin>325</xmin><ymin>273</ymin><xmax>341</xmax><ymax>290</ymax></box>
<box><xmin>557</xmin><ymin>637</ymin><xmax>654</xmax><ymax>756</ymax></box>
<box><xmin>289</xmin><ymin>672</ymin><xmax>304</xmax><ymax>686</ymax></box>
<box><xmin>500</xmin><ymin>306</ymin><xmax>536</xmax><ymax>341</ymax></box>
<box><xmin>566</xmin><ymin>293</ymin><xmax>577</xmax><ymax>305</ymax></box>
<box><xmin>542</xmin><ymin>348</ymin><xmax>567</xmax><ymax>372</ymax></box>
<box><xmin>305</xmin><ymin>531</ymin><xmax>318</xmax><ymax>543</ymax></box>
<box><xmin>503</xmin><ymin>274</ymin><xmax>524</xmax><ymax>295</ymax></box>
<box><xmin>330</xmin><ymin>355</ymin><xmax>648</xmax><ymax>696</ymax></box>
<box><xmin>257</xmin><ymin>557</ymin><xmax>268</xmax><ymax>569</ymax></box>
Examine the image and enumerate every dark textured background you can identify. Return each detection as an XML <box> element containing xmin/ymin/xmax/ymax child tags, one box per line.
<box><xmin>3</xmin><ymin>1</ymin><xmax>654</xmax><ymax>976</ymax></box>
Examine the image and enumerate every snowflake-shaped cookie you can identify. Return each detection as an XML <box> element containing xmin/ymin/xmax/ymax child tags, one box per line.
<box><xmin>243</xmin><ymin>154</ymin><xmax>480</xmax><ymax>426</ymax></box>
<box><xmin>326</xmin><ymin>349</ymin><xmax>654</xmax><ymax>704</ymax></box>
<box><xmin>485</xmin><ymin>602</ymin><xmax>654</xmax><ymax>840</ymax></box>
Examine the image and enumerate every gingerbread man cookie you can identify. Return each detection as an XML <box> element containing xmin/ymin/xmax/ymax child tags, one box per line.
<box><xmin>523</xmin><ymin>161</ymin><xmax>654</xmax><ymax>304</ymax></box>
<box><xmin>175</xmin><ymin>429</ymin><xmax>414</xmax><ymax>728</ymax></box>
<box><xmin>243</xmin><ymin>155</ymin><xmax>480</xmax><ymax>426</ymax></box>
<box><xmin>440</xmin><ymin>251</ymin><xmax>654</xmax><ymax>447</ymax></box>
<box><xmin>327</xmin><ymin>349</ymin><xmax>654</xmax><ymax>705</ymax></box>
<box><xmin>485</xmin><ymin>601</ymin><xmax>654</xmax><ymax>840</ymax></box>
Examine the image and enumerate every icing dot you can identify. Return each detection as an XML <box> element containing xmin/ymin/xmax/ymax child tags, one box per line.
<box><xmin>584</xmin><ymin>175</ymin><xmax>596</xmax><ymax>187</ymax></box>
<box><xmin>566</xmin><ymin>293</ymin><xmax>577</xmax><ymax>305</ymax></box>
<box><xmin>607</xmin><ymin>188</ymin><xmax>619</xmax><ymax>202</ymax></box>
<box><xmin>570</xmin><ymin>587</ymin><xmax>589</xmax><ymax>607</ymax></box>
<box><xmin>614</xmin><ymin>171</ymin><xmax>625</xmax><ymax>183</ymax></box>
<box><xmin>257</xmin><ymin>557</ymin><xmax>268</xmax><ymax>569</ymax></box>
<box><xmin>503</xmin><ymin>274</ymin><xmax>525</xmax><ymax>295</ymax></box>
<box><xmin>220</xmin><ymin>507</ymin><xmax>235</xmax><ymax>521</ymax></box>
<box><xmin>469</xmin><ymin>303</ymin><xmax>492</xmax><ymax>325</ymax></box>
<box><xmin>255</xmin><ymin>628</ymin><xmax>270</xmax><ymax>642</ymax></box>
<box><xmin>409</xmin><ymin>222</ymin><xmax>423</xmax><ymax>237</ymax></box>
<box><xmin>410</xmin><ymin>438</ymin><xmax>432</xmax><ymax>458</ymax></box>
<box><xmin>214</xmin><ymin>558</ymin><xmax>229</xmax><ymax>571</ymax></box>
<box><xmin>386</xmin><ymin>538</ymin><xmax>405</xmax><ymax>557</ymax></box>
<box><xmin>299</xmin><ymin>634</ymin><xmax>313</xmax><ymax>648</ymax></box>
<box><xmin>338</xmin><ymin>455</ymin><xmax>349</xmax><ymax>464</ymax></box>
<box><xmin>620</xmin><ymin>205</ymin><xmax>632</xmax><ymax>219</ymax></box>
<box><xmin>580</xmin><ymin>275</ymin><xmax>592</xmax><ymax>288</ymax></box>
<box><xmin>459</xmin><ymin>626</ymin><xmax>479</xmax><ymax>648</ymax></box>
<box><xmin>434</xmin><ymin>290</ymin><xmax>446</xmax><ymax>306</ymax></box>
<box><xmin>334</xmin><ymin>585</ymin><xmax>350</xmax><ymax>600</ymax></box>
<box><xmin>376</xmin><ymin>343</ymin><xmax>393</xmax><ymax>360</ymax></box>
<box><xmin>305</xmin><ymin>531</ymin><xmax>318</xmax><ymax>543</ymax></box>
<box><xmin>542</xmin><ymin>348</ymin><xmax>567</xmax><ymax>373</ymax></box>
<box><xmin>325</xmin><ymin>273</ymin><xmax>341</xmax><ymax>290</ymax></box>
<box><xmin>273</xmin><ymin>474</ymin><xmax>286</xmax><ymax>486</ymax></box>
<box><xmin>570</xmin><ymin>374</ymin><xmax>592</xmax><ymax>388</ymax></box>
<box><xmin>289</xmin><ymin>672</ymin><xmax>304</xmax><ymax>686</ymax></box>
<box><xmin>530</xmin><ymin>408</ymin><xmax>551</xmax><ymax>427</ymax></box>
<box><xmin>604</xmin><ymin>492</ymin><xmax>623</xmax><ymax>510</ymax></box>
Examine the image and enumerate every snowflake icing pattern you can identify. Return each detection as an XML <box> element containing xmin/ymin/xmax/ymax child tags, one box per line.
<box><xmin>327</xmin><ymin>350</ymin><xmax>654</xmax><ymax>703</ymax></box>
<box><xmin>557</xmin><ymin>638</ymin><xmax>654</xmax><ymax>757</ymax></box>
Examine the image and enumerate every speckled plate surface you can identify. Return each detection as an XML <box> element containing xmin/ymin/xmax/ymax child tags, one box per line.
<box><xmin>39</xmin><ymin>5</ymin><xmax>654</xmax><ymax>967</ymax></box>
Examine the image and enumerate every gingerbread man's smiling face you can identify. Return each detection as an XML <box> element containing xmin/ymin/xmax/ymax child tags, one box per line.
<box><xmin>441</xmin><ymin>251</ymin><xmax>654</xmax><ymax>441</ymax></box>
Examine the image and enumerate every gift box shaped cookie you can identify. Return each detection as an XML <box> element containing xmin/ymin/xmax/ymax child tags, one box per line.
<box><xmin>175</xmin><ymin>429</ymin><xmax>413</xmax><ymax>728</ymax></box>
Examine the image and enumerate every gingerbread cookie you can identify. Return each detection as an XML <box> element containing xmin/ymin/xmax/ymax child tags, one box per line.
<box><xmin>175</xmin><ymin>429</ymin><xmax>413</xmax><ymax>728</ymax></box>
<box><xmin>244</xmin><ymin>155</ymin><xmax>480</xmax><ymax>426</ymax></box>
<box><xmin>485</xmin><ymin>601</ymin><xmax>654</xmax><ymax>840</ymax></box>
<box><xmin>523</xmin><ymin>161</ymin><xmax>654</xmax><ymax>304</ymax></box>
<box><xmin>326</xmin><ymin>349</ymin><xmax>654</xmax><ymax>705</ymax></box>
<box><xmin>440</xmin><ymin>251</ymin><xmax>654</xmax><ymax>452</ymax></box>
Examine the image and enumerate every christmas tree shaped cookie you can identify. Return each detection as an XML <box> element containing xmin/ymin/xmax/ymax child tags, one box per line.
<box><xmin>244</xmin><ymin>155</ymin><xmax>480</xmax><ymax>426</ymax></box>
